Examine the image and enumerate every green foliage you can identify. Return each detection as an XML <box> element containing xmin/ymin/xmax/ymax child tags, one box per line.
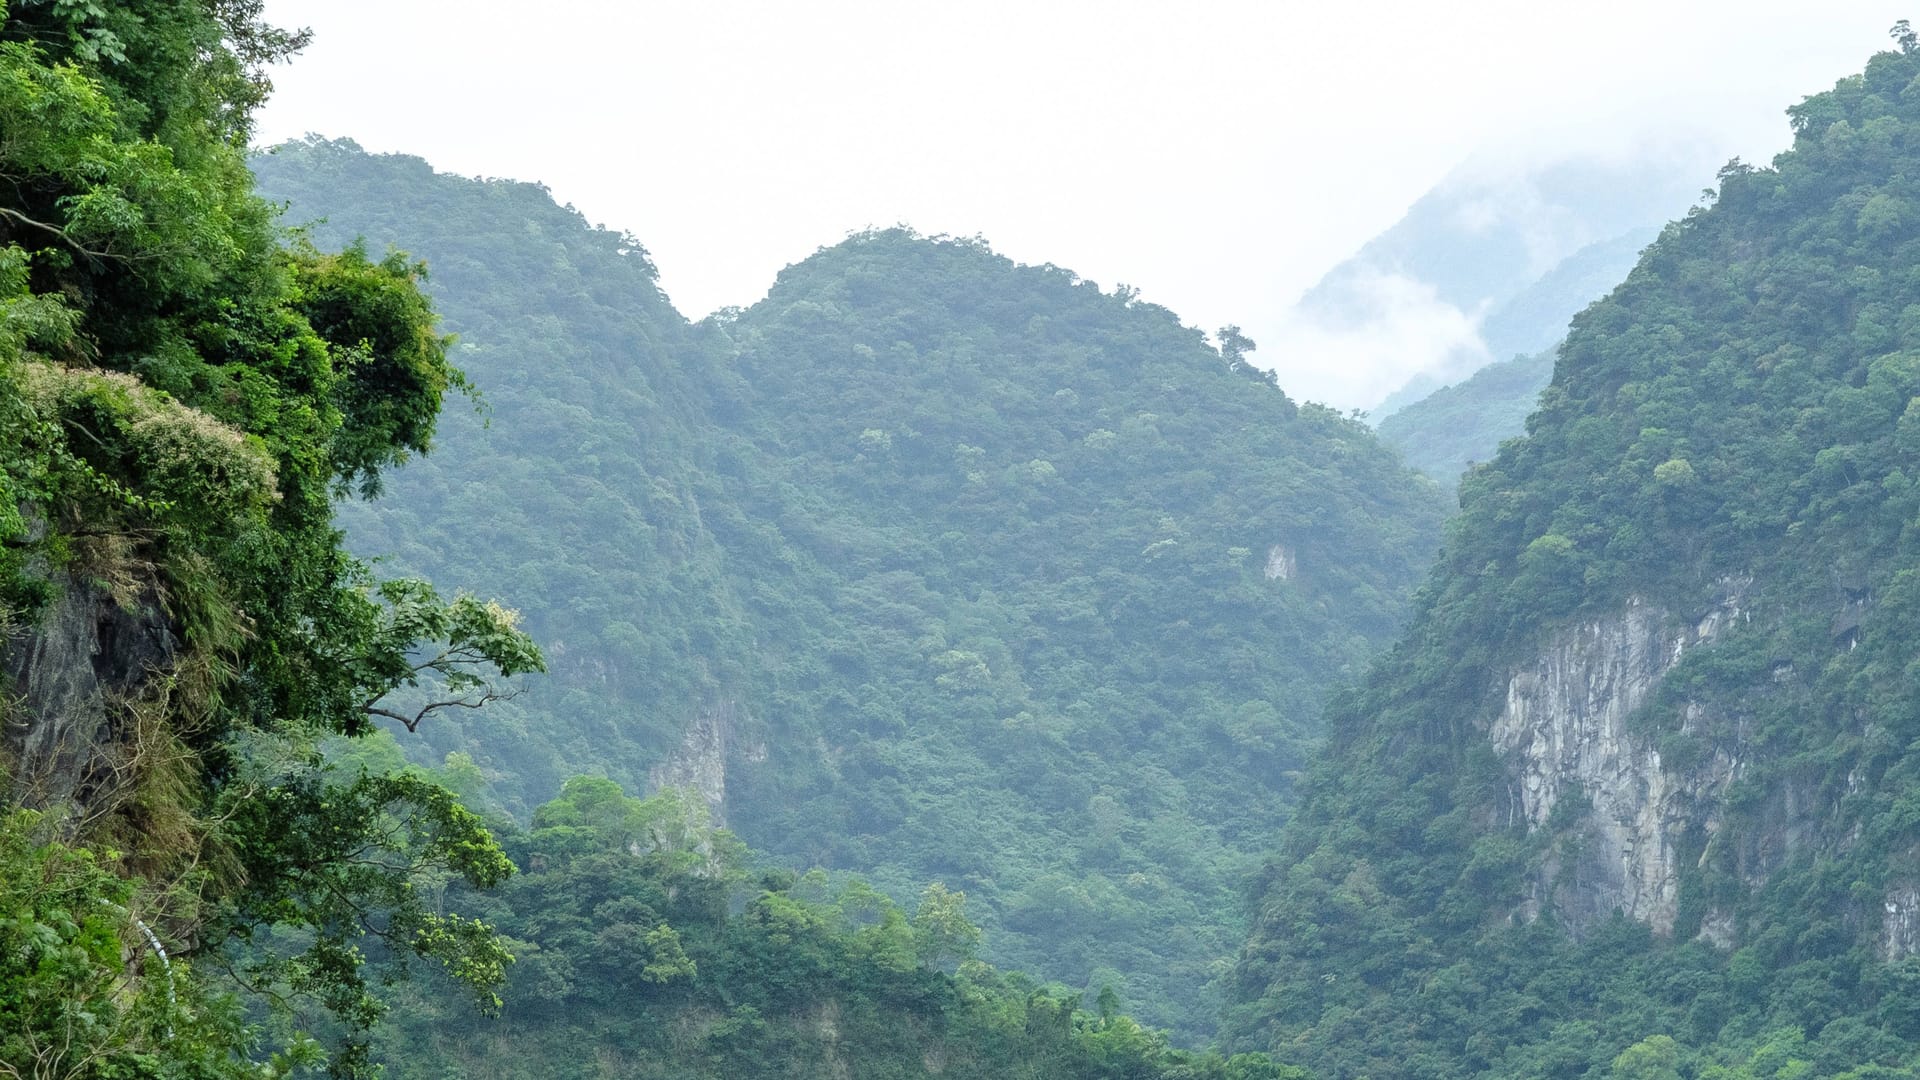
<box><xmin>251</xmin><ymin>141</ymin><xmax>1450</xmax><ymax>1041</ymax></box>
<box><xmin>912</xmin><ymin>882</ymin><xmax>983</xmax><ymax>969</ymax></box>
<box><xmin>0</xmin><ymin>808</ymin><xmax>324</xmax><ymax>1080</ymax></box>
<box><xmin>212</xmin><ymin>753</ymin><xmax>516</xmax><ymax>1077</ymax></box>
<box><xmin>0</xmin><ymin>6</ymin><xmax>533</xmax><ymax>1077</ymax></box>
<box><xmin>287</xmin><ymin>240</ymin><xmax>463</xmax><ymax>496</ymax></box>
<box><xmin>1376</xmin><ymin>349</ymin><xmax>1554</xmax><ymax>484</ymax></box>
<box><xmin>360</xmin><ymin>777</ymin><xmax>1306</xmax><ymax>1080</ymax></box>
<box><xmin>1228</xmin><ymin>30</ymin><xmax>1920</xmax><ymax>1079</ymax></box>
<box><xmin>348</xmin><ymin>577</ymin><xmax>545</xmax><ymax>735</ymax></box>
<box><xmin>0</xmin><ymin>2</ymin><xmax>507</xmax><ymax>742</ymax></box>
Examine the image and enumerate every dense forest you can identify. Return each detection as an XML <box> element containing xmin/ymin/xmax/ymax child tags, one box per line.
<box><xmin>1228</xmin><ymin>26</ymin><xmax>1920</xmax><ymax>1079</ymax></box>
<box><xmin>321</xmin><ymin>733</ymin><xmax>1296</xmax><ymax>1080</ymax></box>
<box><xmin>250</xmin><ymin>139</ymin><xmax>1450</xmax><ymax>1040</ymax></box>
<box><xmin>17</xmin><ymin>3</ymin><xmax>1920</xmax><ymax>1078</ymax></box>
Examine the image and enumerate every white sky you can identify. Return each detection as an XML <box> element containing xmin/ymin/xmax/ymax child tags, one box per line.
<box><xmin>255</xmin><ymin>1</ymin><xmax>1911</xmax><ymax>407</ymax></box>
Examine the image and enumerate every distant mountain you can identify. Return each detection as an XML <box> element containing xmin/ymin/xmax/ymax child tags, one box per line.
<box><xmin>1366</xmin><ymin>372</ymin><xmax>1445</xmax><ymax>421</ymax></box>
<box><xmin>1376</xmin><ymin>349</ymin><xmax>1554</xmax><ymax>483</ymax></box>
<box><xmin>1370</xmin><ymin>229</ymin><xmax>1655</xmax><ymax>482</ymax></box>
<box><xmin>1304</xmin><ymin>151</ymin><xmax>1701</xmax><ymax>322</ymax></box>
<box><xmin>1477</xmin><ymin>225</ymin><xmax>1657</xmax><ymax>363</ymax></box>
<box><xmin>253</xmin><ymin>139</ymin><xmax>1450</xmax><ymax>1043</ymax></box>
<box><xmin>1284</xmin><ymin>148</ymin><xmax>1708</xmax><ymax>412</ymax></box>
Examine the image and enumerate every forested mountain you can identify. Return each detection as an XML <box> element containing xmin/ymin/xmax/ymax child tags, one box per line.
<box><xmin>1376</xmin><ymin>350</ymin><xmax>1554</xmax><ymax>482</ymax></box>
<box><xmin>41</xmin><ymin>4</ymin><xmax>1920</xmax><ymax>1077</ymax></box>
<box><xmin>251</xmin><ymin>140</ymin><xmax>1451</xmax><ymax>1041</ymax></box>
<box><xmin>1228</xmin><ymin>32</ymin><xmax>1920</xmax><ymax>1078</ymax></box>
<box><xmin>0</xmin><ymin>3</ymin><xmax>1332</xmax><ymax>1072</ymax></box>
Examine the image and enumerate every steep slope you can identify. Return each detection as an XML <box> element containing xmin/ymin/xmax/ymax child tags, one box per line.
<box><xmin>1375</xmin><ymin>350</ymin><xmax>1553</xmax><ymax>482</ymax></box>
<box><xmin>1230</xmin><ymin>34</ymin><xmax>1920</xmax><ymax>1079</ymax></box>
<box><xmin>252</xmin><ymin>140</ymin><xmax>1451</xmax><ymax>1040</ymax></box>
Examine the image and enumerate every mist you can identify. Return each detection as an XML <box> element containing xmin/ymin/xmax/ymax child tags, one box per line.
<box><xmin>256</xmin><ymin>1</ymin><xmax>1911</xmax><ymax>407</ymax></box>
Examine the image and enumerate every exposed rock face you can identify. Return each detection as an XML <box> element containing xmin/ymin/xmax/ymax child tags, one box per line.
<box><xmin>1490</xmin><ymin>584</ymin><xmax>1748</xmax><ymax>935</ymax></box>
<box><xmin>648</xmin><ymin>699</ymin><xmax>743</xmax><ymax>821</ymax></box>
<box><xmin>1264</xmin><ymin>545</ymin><xmax>1296</xmax><ymax>581</ymax></box>
<box><xmin>1886</xmin><ymin>883</ymin><xmax>1920</xmax><ymax>961</ymax></box>
<box><xmin>2</xmin><ymin>574</ymin><xmax>176</xmax><ymax>820</ymax></box>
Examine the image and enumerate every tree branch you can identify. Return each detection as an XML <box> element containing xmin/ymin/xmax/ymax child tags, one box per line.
<box><xmin>363</xmin><ymin>685</ymin><xmax>522</xmax><ymax>733</ymax></box>
<box><xmin>0</xmin><ymin>206</ymin><xmax>125</xmax><ymax>267</ymax></box>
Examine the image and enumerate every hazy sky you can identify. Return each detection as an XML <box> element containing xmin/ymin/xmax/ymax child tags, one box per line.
<box><xmin>255</xmin><ymin>1</ymin><xmax>1909</xmax><ymax>407</ymax></box>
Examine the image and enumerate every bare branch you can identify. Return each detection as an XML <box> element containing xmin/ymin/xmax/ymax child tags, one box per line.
<box><xmin>362</xmin><ymin>684</ymin><xmax>523</xmax><ymax>732</ymax></box>
<box><xmin>0</xmin><ymin>206</ymin><xmax>126</xmax><ymax>267</ymax></box>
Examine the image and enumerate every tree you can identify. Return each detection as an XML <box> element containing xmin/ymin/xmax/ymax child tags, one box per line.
<box><xmin>1218</xmin><ymin>324</ymin><xmax>1280</xmax><ymax>388</ymax></box>
<box><xmin>911</xmin><ymin>882</ymin><xmax>982</xmax><ymax>969</ymax></box>
<box><xmin>1611</xmin><ymin>1036</ymin><xmax>1683</xmax><ymax>1080</ymax></box>
<box><xmin>0</xmin><ymin>4</ymin><xmax>536</xmax><ymax>1076</ymax></box>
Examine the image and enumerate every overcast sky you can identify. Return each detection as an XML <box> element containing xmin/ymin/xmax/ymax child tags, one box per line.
<box><xmin>255</xmin><ymin>1</ymin><xmax>1910</xmax><ymax>407</ymax></box>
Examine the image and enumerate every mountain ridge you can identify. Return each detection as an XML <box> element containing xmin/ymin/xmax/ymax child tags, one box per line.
<box><xmin>252</xmin><ymin>138</ymin><xmax>1452</xmax><ymax>1042</ymax></box>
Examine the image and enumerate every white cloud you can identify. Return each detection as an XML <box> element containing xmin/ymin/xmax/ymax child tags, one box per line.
<box><xmin>253</xmin><ymin>0</ymin><xmax>1911</xmax><ymax>410</ymax></box>
<box><xmin>1256</xmin><ymin>271</ymin><xmax>1489</xmax><ymax>410</ymax></box>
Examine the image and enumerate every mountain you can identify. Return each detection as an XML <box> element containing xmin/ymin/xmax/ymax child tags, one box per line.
<box><xmin>251</xmin><ymin>139</ymin><xmax>1452</xmax><ymax>1042</ymax></box>
<box><xmin>1228</xmin><ymin>36</ymin><xmax>1920</xmax><ymax>1078</ymax></box>
<box><xmin>1373</xmin><ymin>230</ymin><xmax>1658</xmax><ymax>484</ymax></box>
<box><xmin>1375</xmin><ymin>350</ymin><xmax>1554</xmax><ymax>482</ymax></box>
<box><xmin>1280</xmin><ymin>148</ymin><xmax>1704</xmax><ymax>413</ymax></box>
<box><xmin>1302</xmin><ymin>149</ymin><xmax>1702</xmax><ymax>324</ymax></box>
<box><xmin>1476</xmin><ymin>226</ymin><xmax>1658</xmax><ymax>363</ymax></box>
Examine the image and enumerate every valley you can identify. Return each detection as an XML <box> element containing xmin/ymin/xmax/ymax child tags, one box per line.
<box><xmin>9</xmin><ymin>7</ymin><xmax>1920</xmax><ymax>1079</ymax></box>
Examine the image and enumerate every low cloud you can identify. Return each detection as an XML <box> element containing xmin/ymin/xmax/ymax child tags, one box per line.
<box><xmin>1254</xmin><ymin>269</ymin><xmax>1490</xmax><ymax>411</ymax></box>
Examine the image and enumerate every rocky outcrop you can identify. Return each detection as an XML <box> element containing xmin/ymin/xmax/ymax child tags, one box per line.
<box><xmin>1264</xmin><ymin>545</ymin><xmax>1296</xmax><ymax>582</ymax></box>
<box><xmin>2</xmin><ymin>573</ymin><xmax>177</xmax><ymax>821</ymax></box>
<box><xmin>1886</xmin><ymin>883</ymin><xmax>1920</xmax><ymax>961</ymax></box>
<box><xmin>648</xmin><ymin>699</ymin><xmax>763</xmax><ymax>822</ymax></box>
<box><xmin>1490</xmin><ymin>583</ymin><xmax>1749</xmax><ymax>935</ymax></box>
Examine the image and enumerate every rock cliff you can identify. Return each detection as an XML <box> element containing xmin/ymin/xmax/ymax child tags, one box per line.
<box><xmin>1490</xmin><ymin>586</ymin><xmax>1746</xmax><ymax>934</ymax></box>
<box><xmin>647</xmin><ymin>698</ymin><xmax>767</xmax><ymax>822</ymax></box>
<box><xmin>2</xmin><ymin>569</ymin><xmax>176</xmax><ymax>826</ymax></box>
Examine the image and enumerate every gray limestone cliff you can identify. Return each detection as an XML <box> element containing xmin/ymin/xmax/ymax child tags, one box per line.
<box><xmin>1485</xmin><ymin>579</ymin><xmax>1920</xmax><ymax>963</ymax></box>
<box><xmin>647</xmin><ymin>699</ymin><xmax>765</xmax><ymax>822</ymax></box>
<box><xmin>1488</xmin><ymin>583</ymin><xmax>1750</xmax><ymax>937</ymax></box>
